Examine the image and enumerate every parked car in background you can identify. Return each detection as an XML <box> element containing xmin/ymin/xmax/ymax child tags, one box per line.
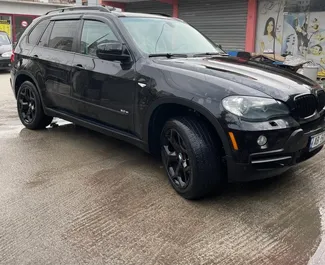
<box><xmin>10</xmin><ymin>6</ymin><xmax>325</xmax><ymax>199</ymax></box>
<box><xmin>0</xmin><ymin>31</ymin><xmax>12</xmax><ymax>71</ymax></box>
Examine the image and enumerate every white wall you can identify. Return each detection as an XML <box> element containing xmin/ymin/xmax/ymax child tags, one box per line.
<box><xmin>0</xmin><ymin>0</ymin><xmax>71</xmax><ymax>15</ymax></box>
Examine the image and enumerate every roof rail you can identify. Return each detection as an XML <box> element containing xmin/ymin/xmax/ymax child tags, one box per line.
<box><xmin>149</xmin><ymin>13</ymin><xmax>171</xmax><ymax>17</ymax></box>
<box><xmin>45</xmin><ymin>5</ymin><xmax>115</xmax><ymax>15</ymax></box>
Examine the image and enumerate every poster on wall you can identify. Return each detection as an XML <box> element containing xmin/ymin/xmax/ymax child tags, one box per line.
<box><xmin>256</xmin><ymin>0</ymin><xmax>325</xmax><ymax>67</ymax></box>
<box><xmin>255</xmin><ymin>0</ymin><xmax>284</xmax><ymax>54</ymax></box>
<box><xmin>281</xmin><ymin>12</ymin><xmax>325</xmax><ymax>66</ymax></box>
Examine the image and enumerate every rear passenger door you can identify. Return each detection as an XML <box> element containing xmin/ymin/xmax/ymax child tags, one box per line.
<box><xmin>30</xmin><ymin>16</ymin><xmax>80</xmax><ymax>113</ymax></box>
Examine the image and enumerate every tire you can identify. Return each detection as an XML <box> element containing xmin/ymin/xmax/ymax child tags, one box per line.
<box><xmin>160</xmin><ymin>116</ymin><xmax>225</xmax><ymax>200</ymax></box>
<box><xmin>17</xmin><ymin>81</ymin><xmax>53</xmax><ymax>130</ymax></box>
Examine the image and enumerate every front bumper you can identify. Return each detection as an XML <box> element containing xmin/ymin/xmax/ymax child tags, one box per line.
<box><xmin>0</xmin><ymin>57</ymin><xmax>11</xmax><ymax>69</ymax></box>
<box><xmin>226</xmin><ymin>114</ymin><xmax>325</xmax><ymax>182</ymax></box>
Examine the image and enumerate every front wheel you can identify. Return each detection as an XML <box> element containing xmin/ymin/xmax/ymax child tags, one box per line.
<box><xmin>17</xmin><ymin>81</ymin><xmax>53</xmax><ymax>130</ymax></box>
<box><xmin>160</xmin><ymin>117</ymin><xmax>225</xmax><ymax>200</ymax></box>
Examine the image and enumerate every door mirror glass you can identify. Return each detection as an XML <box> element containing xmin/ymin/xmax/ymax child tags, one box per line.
<box><xmin>96</xmin><ymin>42</ymin><xmax>130</xmax><ymax>62</ymax></box>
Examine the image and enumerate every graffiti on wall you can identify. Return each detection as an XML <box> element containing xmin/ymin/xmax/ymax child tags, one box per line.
<box><xmin>256</xmin><ymin>0</ymin><xmax>325</xmax><ymax>66</ymax></box>
<box><xmin>282</xmin><ymin>12</ymin><xmax>325</xmax><ymax>65</ymax></box>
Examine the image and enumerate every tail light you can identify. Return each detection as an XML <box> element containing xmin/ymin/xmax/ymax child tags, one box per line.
<box><xmin>10</xmin><ymin>51</ymin><xmax>15</xmax><ymax>63</ymax></box>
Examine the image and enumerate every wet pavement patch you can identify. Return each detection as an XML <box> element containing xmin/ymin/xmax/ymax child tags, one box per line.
<box><xmin>0</xmin><ymin>73</ymin><xmax>324</xmax><ymax>264</ymax></box>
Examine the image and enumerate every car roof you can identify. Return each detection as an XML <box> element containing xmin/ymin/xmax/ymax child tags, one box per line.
<box><xmin>113</xmin><ymin>11</ymin><xmax>175</xmax><ymax>19</ymax></box>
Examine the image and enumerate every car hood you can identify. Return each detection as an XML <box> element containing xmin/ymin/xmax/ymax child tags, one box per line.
<box><xmin>0</xmin><ymin>44</ymin><xmax>12</xmax><ymax>55</ymax></box>
<box><xmin>152</xmin><ymin>56</ymin><xmax>319</xmax><ymax>102</ymax></box>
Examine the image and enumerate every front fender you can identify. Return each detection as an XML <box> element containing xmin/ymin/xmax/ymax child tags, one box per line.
<box><xmin>143</xmin><ymin>97</ymin><xmax>232</xmax><ymax>156</ymax></box>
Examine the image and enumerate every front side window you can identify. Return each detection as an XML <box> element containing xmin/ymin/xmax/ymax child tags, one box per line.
<box><xmin>120</xmin><ymin>17</ymin><xmax>223</xmax><ymax>55</ymax></box>
<box><xmin>48</xmin><ymin>20</ymin><xmax>79</xmax><ymax>51</ymax></box>
<box><xmin>80</xmin><ymin>20</ymin><xmax>118</xmax><ymax>57</ymax></box>
<box><xmin>28</xmin><ymin>19</ymin><xmax>48</xmax><ymax>45</ymax></box>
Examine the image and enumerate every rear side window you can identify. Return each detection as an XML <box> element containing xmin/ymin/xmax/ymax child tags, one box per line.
<box><xmin>28</xmin><ymin>19</ymin><xmax>49</xmax><ymax>45</ymax></box>
<box><xmin>48</xmin><ymin>20</ymin><xmax>79</xmax><ymax>52</ymax></box>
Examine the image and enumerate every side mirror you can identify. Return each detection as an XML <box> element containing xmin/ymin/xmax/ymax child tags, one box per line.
<box><xmin>96</xmin><ymin>42</ymin><xmax>130</xmax><ymax>62</ymax></box>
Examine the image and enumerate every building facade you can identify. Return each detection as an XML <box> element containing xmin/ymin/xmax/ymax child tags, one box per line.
<box><xmin>103</xmin><ymin>0</ymin><xmax>251</xmax><ymax>51</ymax></box>
<box><xmin>104</xmin><ymin>0</ymin><xmax>325</xmax><ymax>67</ymax></box>
<box><xmin>1</xmin><ymin>0</ymin><xmax>324</xmax><ymax>67</ymax></box>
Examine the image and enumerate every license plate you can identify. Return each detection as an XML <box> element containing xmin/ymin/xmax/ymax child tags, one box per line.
<box><xmin>310</xmin><ymin>131</ymin><xmax>325</xmax><ymax>151</ymax></box>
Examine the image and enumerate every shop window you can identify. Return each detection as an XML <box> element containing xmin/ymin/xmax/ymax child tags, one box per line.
<box><xmin>14</xmin><ymin>15</ymin><xmax>37</xmax><ymax>43</ymax></box>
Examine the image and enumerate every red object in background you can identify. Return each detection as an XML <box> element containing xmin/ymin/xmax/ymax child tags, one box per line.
<box><xmin>10</xmin><ymin>51</ymin><xmax>15</xmax><ymax>63</ymax></box>
<box><xmin>245</xmin><ymin>0</ymin><xmax>257</xmax><ymax>52</ymax></box>
<box><xmin>160</xmin><ymin>0</ymin><xmax>178</xmax><ymax>17</ymax></box>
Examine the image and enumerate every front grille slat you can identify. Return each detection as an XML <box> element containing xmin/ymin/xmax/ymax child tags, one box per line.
<box><xmin>294</xmin><ymin>94</ymin><xmax>317</xmax><ymax>119</ymax></box>
<box><xmin>317</xmin><ymin>90</ymin><xmax>325</xmax><ymax>112</ymax></box>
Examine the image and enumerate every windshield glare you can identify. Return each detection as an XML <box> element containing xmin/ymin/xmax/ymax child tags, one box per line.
<box><xmin>120</xmin><ymin>17</ymin><xmax>222</xmax><ymax>55</ymax></box>
<box><xmin>0</xmin><ymin>33</ymin><xmax>10</xmax><ymax>45</ymax></box>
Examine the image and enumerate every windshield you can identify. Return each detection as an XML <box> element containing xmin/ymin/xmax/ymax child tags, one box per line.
<box><xmin>120</xmin><ymin>17</ymin><xmax>223</xmax><ymax>55</ymax></box>
<box><xmin>0</xmin><ymin>32</ymin><xmax>10</xmax><ymax>45</ymax></box>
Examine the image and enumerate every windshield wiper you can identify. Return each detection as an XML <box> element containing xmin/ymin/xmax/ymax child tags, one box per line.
<box><xmin>193</xmin><ymin>52</ymin><xmax>225</xmax><ymax>57</ymax></box>
<box><xmin>148</xmin><ymin>53</ymin><xmax>188</xmax><ymax>58</ymax></box>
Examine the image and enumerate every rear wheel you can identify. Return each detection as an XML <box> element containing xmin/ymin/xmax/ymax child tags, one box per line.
<box><xmin>160</xmin><ymin>116</ymin><xmax>225</xmax><ymax>200</ymax></box>
<box><xmin>17</xmin><ymin>81</ymin><xmax>53</xmax><ymax>130</ymax></box>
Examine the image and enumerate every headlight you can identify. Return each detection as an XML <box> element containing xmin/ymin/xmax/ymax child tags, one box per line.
<box><xmin>1</xmin><ymin>51</ymin><xmax>12</xmax><ymax>58</ymax></box>
<box><xmin>222</xmin><ymin>96</ymin><xmax>289</xmax><ymax>121</ymax></box>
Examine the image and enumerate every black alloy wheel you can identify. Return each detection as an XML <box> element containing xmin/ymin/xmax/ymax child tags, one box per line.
<box><xmin>18</xmin><ymin>86</ymin><xmax>36</xmax><ymax>124</ymax></box>
<box><xmin>160</xmin><ymin>117</ymin><xmax>224</xmax><ymax>200</ymax></box>
<box><xmin>17</xmin><ymin>81</ymin><xmax>53</xmax><ymax>130</ymax></box>
<box><xmin>161</xmin><ymin>128</ymin><xmax>191</xmax><ymax>190</ymax></box>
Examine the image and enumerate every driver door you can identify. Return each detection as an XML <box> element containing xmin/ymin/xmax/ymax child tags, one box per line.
<box><xmin>71</xmin><ymin>16</ymin><xmax>137</xmax><ymax>133</ymax></box>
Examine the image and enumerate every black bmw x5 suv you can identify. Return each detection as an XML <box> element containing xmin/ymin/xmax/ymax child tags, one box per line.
<box><xmin>11</xmin><ymin>6</ymin><xmax>325</xmax><ymax>199</ymax></box>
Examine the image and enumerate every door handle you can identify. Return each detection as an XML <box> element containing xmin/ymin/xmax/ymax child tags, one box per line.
<box><xmin>31</xmin><ymin>54</ymin><xmax>38</xmax><ymax>59</ymax></box>
<box><xmin>74</xmin><ymin>64</ymin><xmax>84</xmax><ymax>69</ymax></box>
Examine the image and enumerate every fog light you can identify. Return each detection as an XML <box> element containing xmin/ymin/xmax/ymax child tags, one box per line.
<box><xmin>257</xmin><ymin>135</ymin><xmax>268</xmax><ymax>146</ymax></box>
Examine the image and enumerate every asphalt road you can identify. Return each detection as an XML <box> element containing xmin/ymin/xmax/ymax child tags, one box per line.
<box><xmin>1</xmin><ymin>72</ymin><xmax>325</xmax><ymax>265</ymax></box>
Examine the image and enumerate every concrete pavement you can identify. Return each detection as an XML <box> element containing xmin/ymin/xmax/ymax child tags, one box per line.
<box><xmin>0</xmin><ymin>72</ymin><xmax>325</xmax><ymax>265</ymax></box>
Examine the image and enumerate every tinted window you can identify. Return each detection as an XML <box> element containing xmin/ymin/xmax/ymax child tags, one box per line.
<box><xmin>28</xmin><ymin>19</ymin><xmax>49</xmax><ymax>45</ymax></box>
<box><xmin>80</xmin><ymin>20</ymin><xmax>118</xmax><ymax>56</ymax></box>
<box><xmin>48</xmin><ymin>20</ymin><xmax>78</xmax><ymax>52</ymax></box>
<box><xmin>38</xmin><ymin>22</ymin><xmax>54</xmax><ymax>47</ymax></box>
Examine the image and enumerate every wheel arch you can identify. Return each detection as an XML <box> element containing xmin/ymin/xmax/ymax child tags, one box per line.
<box><xmin>144</xmin><ymin>97</ymin><xmax>231</xmax><ymax>156</ymax></box>
<box><xmin>15</xmin><ymin>71</ymin><xmax>38</xmax><ymax>95</ymax></box>
<box><xmin>14</xmin><ymin>71</ymin><xmax>46</xmax><ymax>109</ymax></box>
